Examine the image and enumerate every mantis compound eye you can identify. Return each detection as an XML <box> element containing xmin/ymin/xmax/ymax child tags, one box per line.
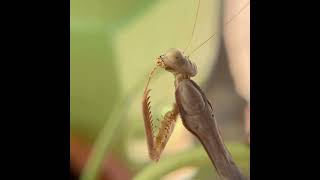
<box><xmin>157</xmin><ymin>48</ymin><xmax>197</xmax><ymax>77</ymax></box>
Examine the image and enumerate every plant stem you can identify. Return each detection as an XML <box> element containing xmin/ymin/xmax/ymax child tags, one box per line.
<box><xmin>80</xmin><ymin>100</ymin><xmax>123</xmax><ymax>180</ymax></box>
<box><xmin>133</xmin><ymin>143</ymin><xmax>249</xmax><ymax>180</ymax></box>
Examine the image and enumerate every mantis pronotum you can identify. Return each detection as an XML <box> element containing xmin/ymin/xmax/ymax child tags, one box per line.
<box><xmin>142</xmin><ymin>0</ymin><xmax>249</xmax><ymax>179</ymax></box>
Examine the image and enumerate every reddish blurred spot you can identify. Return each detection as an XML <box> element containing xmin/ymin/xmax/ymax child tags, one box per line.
<box><xmin>70</xmin><ymin>135</ymin><xmax>132</xmax><ymax>180</ymax></box>
<box><xmin>244</xmin><ymin>105</ymin><xmax>250</xmax><ymax>144</ymax></box>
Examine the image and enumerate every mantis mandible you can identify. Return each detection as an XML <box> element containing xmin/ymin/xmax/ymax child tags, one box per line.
<box><xmin>142</xmin><ymin>1</ymin><xmax>249</xmax><ymax>179</ymax></box>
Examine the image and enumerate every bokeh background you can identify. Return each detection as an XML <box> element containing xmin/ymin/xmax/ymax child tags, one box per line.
<box><xmin>70</xmin><ymin>0</ymin><xmax>250</xmax><ymax>179</ymax></box>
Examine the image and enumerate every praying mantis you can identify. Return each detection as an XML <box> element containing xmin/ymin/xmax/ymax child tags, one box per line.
<box><xmin>142</xmin><ymin>1</ymin><xmax>249</xmax><ymax>179</ymax></box>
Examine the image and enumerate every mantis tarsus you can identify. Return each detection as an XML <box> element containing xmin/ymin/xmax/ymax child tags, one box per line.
<box><xmin>142</xmin><ymin>1</ymin><xmax>249</xmax><ymax>179</ymax></box>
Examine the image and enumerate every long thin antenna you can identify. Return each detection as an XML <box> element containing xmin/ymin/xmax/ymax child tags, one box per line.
<box><xmin>183</xmin><ymin>0</ymin><xmax>201</xmax><ymax>54</ymax></box>
<box><xmin>188</xmin><ymin>1</ymin><xmax>250</xmax><ymax>56</ymax></box>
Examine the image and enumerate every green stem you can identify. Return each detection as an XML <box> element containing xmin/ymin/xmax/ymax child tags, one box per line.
<box><xmin>133</xmin><ymin>143</ymin><xmax>249</xmax><ymax>180</ymax></box>
<box><xmin>133</xmin><ymin>147</ymin><xmax>207</xmax><ymax>180</ymax></box>
<box><xmin>80</xmin><ymin>70</ymin><xmax>164</xmax><ymax>180</ymax></box>
<box><xmin>80</xmin><ymin>100</ymin><xmax>123</xmax><ymax>180</ymax></box>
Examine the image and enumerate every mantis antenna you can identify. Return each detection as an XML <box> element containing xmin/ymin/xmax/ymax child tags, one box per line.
<box><xmin>183</xmin><ymin>0</ymin><xmax>201</xmax><ymax>54</ymax></box>
<box><xmin>188</xmin><ymin>1</ymin><xmax>250</xmax><ymax>56</ymax></box>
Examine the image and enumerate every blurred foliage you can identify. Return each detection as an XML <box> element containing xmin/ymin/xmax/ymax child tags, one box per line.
<box><xmin>71</xmin><ymin>0</ymin><xmax>249</xmax><ymax>179</ymax></box>
<box><xmin>71</xmin><ymin>0</ymin><xmax>159</xmax><ymax>30</ymax></box>
<box><xmin>70</xmin><ymin>31</ymin><xmax>120</xmax><ymax>141</ymax></box>
<box><xmin>71</xmin><ymin>0</ymin><xmax>159</xmax><ymax>141</ymax></box>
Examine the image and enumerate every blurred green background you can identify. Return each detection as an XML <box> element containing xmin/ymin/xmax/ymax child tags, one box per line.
<box><xmin>70</xmin><ymin>0</ymin><xmax>249</xmax><ymax>179</ymax></box>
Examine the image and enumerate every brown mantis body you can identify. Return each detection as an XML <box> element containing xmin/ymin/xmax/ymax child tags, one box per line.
<box><xmin>142</xmin><ymin>49</ymin><xmax>245</xmax><ymax>179</ymax></box>
<box><xmin>142</xmin><ymin>1</ymin><xmax>249</xmax><ymax>179</ymax></box>
<box><xmin>175</xmin><ymin>74</ymin><xmax>245</xmax><ymax>180</ymax></box>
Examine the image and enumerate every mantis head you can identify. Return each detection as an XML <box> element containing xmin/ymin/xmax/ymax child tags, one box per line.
<box><xmin>156</xmin><ymin>48</ymin><xmax>197</xmax><ymax>77</ymax></box>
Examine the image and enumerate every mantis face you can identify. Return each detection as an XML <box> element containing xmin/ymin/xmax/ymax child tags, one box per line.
<box><xmin>156</xmin><ymin>48</ymin><xmax>197</xmax><ymax>77</ymax></box>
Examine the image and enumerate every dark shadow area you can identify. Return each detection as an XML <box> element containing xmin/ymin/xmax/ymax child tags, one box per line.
<box><xmin>70</xmin><ymin>168</ymin><xmax>79</xmax><ymax>180</ymax></box>
<box><xmin>204</xmin><ymin>39</ymin><xmax>247</xmax><ymax>141</ymax></box>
